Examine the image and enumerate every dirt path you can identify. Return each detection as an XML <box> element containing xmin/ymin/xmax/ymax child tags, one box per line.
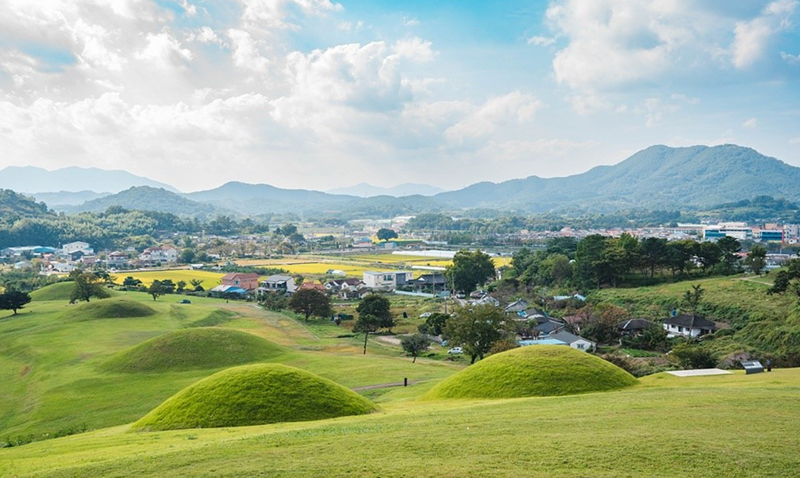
<box><xmin>352</xmin><ymin>380</ymin><xmax>420</xmax><ymax>391</ymax></box>
<box><xmin>738</xmin><ymin>276</ymin><xmax>773</xmax><ymax>286</ymax></box>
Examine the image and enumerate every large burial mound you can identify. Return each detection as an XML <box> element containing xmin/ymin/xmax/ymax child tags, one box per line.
<box><xmin>64</xmin><ymin>297</ymin><xmax>156</xmax><ymax>321</ymax></box>
<box><xmin>103</xmin><ymin>328</ymin><xmax>286</xmax><ymax>373</ymax></box>
<box><xmin>31</xmin><ymin>281</ymin><xmax>116</xmax><ymax>301</ymax></box>
<box><xmin>132</xmin><ymin>363</ymin><xmax>378</xmax><ymax>430</ymax></box>
<box><xmin>424</xmin><ymin>345</ymin><xmax>637</xmax><ymax>400</ymax></box>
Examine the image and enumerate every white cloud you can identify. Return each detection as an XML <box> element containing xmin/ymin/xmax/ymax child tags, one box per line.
<box><xmin>227</xmin><ymin>29</ymin><xmax>270</xmax><ymax>72</ymax></box>
<box><xmin>546</xmin><ymin>0</ymin><xmax>799</xmax><ymax>93</ymax></box>
<box><xmin>392</xmin><ymin>37</ymin><xmax>434</xmax><ymax>62</ymax></box>
<box><xmin>178</xmin><ymin>0</ymin><xmax>197</xmax><ymax>17</ymax></box>
<box><xmin>780</xmin><ymin>51</ymin><xmax>800</xmax><ymax>64</ymax></box>
<box><xmin>189</xmin><ymin>26</ymin><xmax>225</xmax><ymax>45</ymax></box>
<box><xmin>240</xmin><ymin>0</ymin><xmax>343</xmax><ymax>29</ymax></box>
<box><xmin>743</xmin><ymin>118</ymin><xmax>758</xmax><ymax>129</ymax></box>
<box><xmin>403</xmin><ymin>17</ymin><xmax>420</xmax><ymax>27</ymax></box>
<box><xmin>444</xmin><ymin>92</ymin><xmax>542</xmax><ymax>146</ymax></box>
<box><xmin>527</xmin><ymin>35</ymin><xmax>555</xmax><ymax>46</ymax></box>
<box><xmin>731</xmin><ymin>1</ymin><xmax>797</xmax><ymax>69</ymax></box>
<box><xmin>135</xmin><ymin>31</ymin><xmax>193</xmax><ymax>67</ymax></box>
<box><xmin>790</xmin><ymin>136</ymin><xmax>800</xmax><ymax>145</ymax></box>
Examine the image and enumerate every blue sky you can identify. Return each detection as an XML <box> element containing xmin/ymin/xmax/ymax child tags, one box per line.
<box><xmin>0</xmin><ymin>0</ymin><xmax>798</xmax><ymax>192</ymax></box>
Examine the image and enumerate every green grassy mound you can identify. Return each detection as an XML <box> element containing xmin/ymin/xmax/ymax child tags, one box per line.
<box><xmin>189</xmin><ymin>309</ymin><xmax>237</xmax><ymax>327</ymax></box>
<box><xmin>132</xmin><ymin>363</ymin><xmax>378</xmax><ymax>430</ymax></box>
<box><xmin>65</xmin><ymin>297</ymin><xmax>157</xmax><ymax>321</ymax></box>
<box><xmin>31</xmin><ymin>281</ymin><xmax>116</xmax><ymax>301</ymax></box>
<box><xmin>424</xmin><ymin>345</ymin><xmax>637</xmax><ymax>400</ymax></box>
<box><xmin>103</xmin><ymin>328</ymin><xmax>286</xmax><ymax>373</ymax></box>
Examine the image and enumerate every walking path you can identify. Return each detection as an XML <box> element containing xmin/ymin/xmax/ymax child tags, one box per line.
<box><xmin>352</xmin><ymin>380</ymin><xmax>420</xmax><ymax>391</ymax></box>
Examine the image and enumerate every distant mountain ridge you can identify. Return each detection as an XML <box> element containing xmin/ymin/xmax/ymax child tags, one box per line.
<box><xmin>64</xmin><ymin>186</ymin><xmax>227</xmax><ymax>218</ymax></box>
<box><xmin>327</xmin><ymin>183</ymin><xmax>444</xmax><ymax>197</ymax></box>
<box><xmin>17</xmin><ymin>144</ymin><xmax>800</xmax><ymax>217</ymax></box>
<box><xmin>434</xmin><ymin>144</ymin><xmax>800</xmax><ymax>212</ymax></box>
<box><xmin>0</xmin><ymin>166</ymin><xmax>179</xmax><ymax>194</ymax></box>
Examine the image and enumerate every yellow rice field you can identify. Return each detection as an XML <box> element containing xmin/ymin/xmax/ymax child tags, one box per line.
<box><xmin>110</xmin><ymin>270</ymin><xmax>225</xmax><ymax>288</ymax></box>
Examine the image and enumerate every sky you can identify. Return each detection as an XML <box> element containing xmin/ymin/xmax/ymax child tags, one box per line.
<box><xmin>1</xmin><ymin>0</ymin><xmax>799</xmax><ymax>193</ymax></box>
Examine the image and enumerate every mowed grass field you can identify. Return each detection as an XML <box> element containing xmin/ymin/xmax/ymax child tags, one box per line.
<box><xmin>2</xmin><ymin>369</ymin><xmax>799</xmax><ymax>477</ymax></box>
<box><xmin>3</xmin><ymin>280</ymin><xmax>800</xmax><ymax>477</ymax></box>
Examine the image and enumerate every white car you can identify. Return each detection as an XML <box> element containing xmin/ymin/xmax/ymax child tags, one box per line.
<box><xmin>447</xmin><ymin>347</ymin><xmax>463</xmax><ymax>355</ymax></box>
<box><xmin>419</xmin><ymin>312</ymin><xmax>432</xmax><ymax>318</ymax></box>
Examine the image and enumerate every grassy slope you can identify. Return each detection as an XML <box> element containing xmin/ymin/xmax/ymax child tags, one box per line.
<box><xmin>133</xmin><ymin>364</ymin><xmax>377</xmax><ymax>430</ymax></box>
<box><xmin>0</xmin><ymin>292</ymin><xmax>457</xmax><ymax>439</ymax></box>
<box><xmin>424</xmin><ymin>345</ymin><xmax>637</xmax><ymax>400</ymax></box>
<box><xmin>591</xmin><ymin>274</ymin><xmax>800</xmax><ymax>356</ymax></box>
<box><xmin>2</xmin><ymin>369</ymin><xmax>799</xmax><ymax>477</ymax></box>
<box><xmin>30</xmin><ymin>282</ymin><xmax>116</xmax><ymax>301</ymax></box>
<box><xmin>102</xmin><ymin>328</ymin><xmax>286</xmax><ymax>373</ymax></box>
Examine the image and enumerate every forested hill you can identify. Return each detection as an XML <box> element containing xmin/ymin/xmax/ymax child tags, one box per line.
<box><xmin>64</xmin><ymin>186</ymin><xmax>229</xmax><ymax>219</ymax></box>
<box><xmin>0</xmin><ymin>189</ymin><xmax>51</xmax><ymax>221</ymax></box>
<box><xmin>434</xmin><ymin>145</ymin><xmax>800</xmax><ymax>212</ymax></box>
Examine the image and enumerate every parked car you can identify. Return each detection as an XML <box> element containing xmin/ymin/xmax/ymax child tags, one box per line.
<box><xmin>419</xmin><ymin>312</ymin><xmax>432</xmax><ymax>318</ymax></box>
<box><xmin>447</xmin><ymin>347</ymin><xmax>463</xmax><ymax>355</ymax></box>
<box><xmin>180</xmin><ymin>299</ymin><xmax>191</xmax><ymax>304</ymax></box>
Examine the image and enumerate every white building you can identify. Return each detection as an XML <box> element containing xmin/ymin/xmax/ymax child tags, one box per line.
<box><xmin>362</xmin><ymin>271</ymin><xmax>413</xmax><ymax>290</ymax></box>
<box><xmin>663</xmin><ymin>315</ymin><xmax>717</xmax><ymax>338</ymax></box>
<box><xmin>139</xmin><ymin>246</ymin><xmax>178</xmax><ymax>264</ymax></box>
<box><xmin>62</xmin><ymin>241</ymin><xmax>92</xmax><ymax>254</ymax></box>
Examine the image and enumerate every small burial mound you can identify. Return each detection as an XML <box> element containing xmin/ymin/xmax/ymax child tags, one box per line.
<box><xmin>132</xmin><ymin>363</ymin><xmax>378</xmax><ymax>431</ymax></box>
<box><xmin>31</xmin><ymin>281</ymin><xmax>116</xmax><ymax>302</ymax></box>
<box><xmin>103</xmin><ymin>328</ymin><xmax>285</xmax><ymax>373</ymax></box>
<box><xmin>65</xmin><ymin>297</ymin><xmax>156</xmax><ymax>321</ymax></box>
<box><xmin>424</xmin><ymin>345</ymin><xmax>637</xmax><ymax>400</ymax></box>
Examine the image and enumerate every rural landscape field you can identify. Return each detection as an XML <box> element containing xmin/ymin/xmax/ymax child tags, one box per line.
<box><xmin>3</xmin><ymin>0</ymin><xmax>800</xmax><ymax>476</ymax></box>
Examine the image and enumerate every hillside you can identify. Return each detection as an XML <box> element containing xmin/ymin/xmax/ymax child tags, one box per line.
<box><xmin>64</xmin><ymin>186</ymin><xmax>229</xmax><ymax>218</ymax></box>
<box><xmin>435</xmin><ymin>144</ymin><xmax>800</xmax><ymax>212</ymax></box>
<box><xmin>0</xmin><ymin>189</ymin><xmax>51</xmax><ymax>220</ymax></box>
<box><xmin>185</xmin><ymin>181</ymin><xmax>357</xmax><ymax>215</ymax></box>
<box><xmin>0</xmin><ymin>166</ymin><xmax>178</xmax><ymax>194</ymax></box>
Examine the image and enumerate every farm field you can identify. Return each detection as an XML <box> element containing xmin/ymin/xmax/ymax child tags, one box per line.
<box><xmin>110</xmin><ymin>270</ymin><xmax>225</xmax><ymax>288</ymax></box>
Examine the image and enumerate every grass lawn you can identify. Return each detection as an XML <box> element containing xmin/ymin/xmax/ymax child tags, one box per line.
<box><xmin>4</xmin><ymin>280</ymin><xmax>800</xmax><ymax>477</ymax></box>
<box><xmin>2</xmin><ymin>369</ymin><xmax>799</xmax><ymax>477</ymax></box>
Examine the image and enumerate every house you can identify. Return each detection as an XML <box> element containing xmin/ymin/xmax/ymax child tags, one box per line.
<box><xmin>469</xmin><ymin>295</ymin><xmax>500</xmax><ymax>307</ymax></box>
<box><xmin>297</xmin><ymin>282</ymin><xmax>328</xmax><ymax>292</ymax></box>
<box><xmin>549</xmin><ymin>330</ymin><xmax>596</xmax><ymax>352</ymax></box>
<box><xmin>107</xmin><ymin>251</ymin><xmax>129</xmax><ymax>269</ymax></box>
<box><xmin>362</xmin><ymin>271</ymin><xmax>413</xmax><ymax>290</ymax></box>
<box><xmin>534</xmin><ymin>319</ymin><xmax>565</xmax><ymax>336</ymax></box>
<box><xmin>221</xmin><ymin>273</ymin><xmax>260</xmax><ymax>291</ymax></box>
<box><xmin>325</xmin><ymin>278</ymin><xmax>367</xmax><ymax>299</ymax></box>
<box><xmin>139</xmin><ymin>246</ymin><xmax>178</xmax><ymax>264</ymax></box>
<box><xmin>412</xmin><ymin>274</ymin><xmax>447</xmax><ymax>292</ymax></box>
<box><xmin>504</xmin><ymin>299</ymin><xmax>529</xmax><ymax>314</ymax></box>
<box><xmin>259</xmin><ymin>275</ymin><xmax>297</xmax><ymax>294</ymax></box>
<box><xmin>618</xmin><ymin>318</ymin><xmax>657</xmax><ymax>336</ymax></box>
<box><xmin>663</xmin><ymin>315</ymin><xmax>717</xmax><ymax>338</ymax></box>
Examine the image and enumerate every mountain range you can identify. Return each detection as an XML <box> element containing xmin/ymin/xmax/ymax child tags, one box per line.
<box><xmin>0</xmin><ymin>166</ymin><xmax>178</xmax><ymax>196</ymax></box>
<box><xmin>327</xmin><ymin>183</ymin><xmax>444</xmax><ymax>197</ymax></box>
<box><xmin>7</xmin><ymin>144</ymin><xmax>800</xmax><ymax>217</ymax></box>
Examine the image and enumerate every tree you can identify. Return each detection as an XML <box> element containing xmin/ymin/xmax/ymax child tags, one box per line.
<box><xmin>745</xmin><ymin>245</ymin><xmax>767</xmax><ymax>275</ymax></box>
<box><xmin>443</xmin><ymin>304</ymin><xmax>508</xmax><ymax>364</ymax></box>
<box><xmin>683</xmin><ymin>284</ymin><xmax>704</xmax><ymax>314</ymax></box>
<box><xmin>581</xmin><ymin>304</ymin><xmax>628</xmax><ymax>345</ymax></box>
<box><xmin>0</xmin><ymin>290</ymin><xmax>31</xmax><ymax>315</ymax></box>
<box><xmin>190</xmin><ymin>279</ymin><xmax>204</xmax><ymax>291</ymax></box>
<box><xmin>640</xmin><ymin>237</ymin><xmax>667</xmax><ymax>277</ymax></box>
<box><xmin>70</xmin><ymin>272</ymin><xmax>104</xmax><ymax>303</ymax></box>
<box><xmin>122</xmin><ymin>276</ymin><xmax>142</xmax><ymax>291</ymax></box>
<box><xmin>176</xmin><ymin>280</ymin><xmax>187</xmax><ymax>294</ymax></box>
<box><xmin>376</xmin><ymin>228</ymin><xmax>398</xmax><ymax>242</ymax></box>
<box><xmin>353</xmin><ymin>314</ymin><xmax>381</xmax><ymax>355</ymax></box>
<box><xmin>446</xmin><ymin>249</ymin><xmax>496</xmax><ymax>294</ymax></box>
<box><xmin>356</xmin><ymin>294</ymin><xmax>394</xmax><ymax>332</ymax></box>
<box><xmin>717</xmin><ymin>236</ymin><xmax>742</xmax><ymax>274</ymax></box>
<box><xmin>424</xmin><ymin>312</ymin><xmax>450</xmax><ymax>336</ymax></box>
<box><xmin>148</xmin><ymin>280</ymin><xmax>165</xmax><ymax>301</ymax></box>
<box><xmin>696</xmin><ymin>242</ymin><xmax>721</xmax><ymax>273</ymax></box>
<box><xmin>288</xmin><ymin>288</ymin><xmax>332</xmax><ymax>322</ymax></box>
<box><xmin>400</xmin><ymin>334</ymin><xmax>432</xmax><ymax>363</ymax></box>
